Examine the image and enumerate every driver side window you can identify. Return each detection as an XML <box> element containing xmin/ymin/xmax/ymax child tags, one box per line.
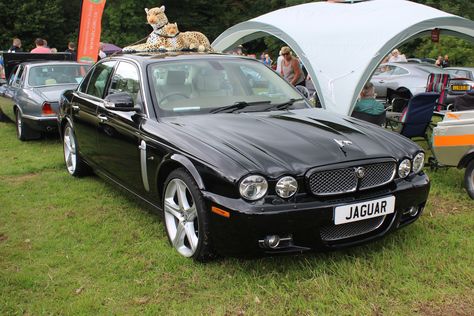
<box><xmin>107</xmin><ymin>62</ymin><xmax>141</xmax><ymax>104</ymax></box>
<box><xmin>85</xmin><ymin>61</ymin><xmax>116</xmax><ymax>98</ymax></box>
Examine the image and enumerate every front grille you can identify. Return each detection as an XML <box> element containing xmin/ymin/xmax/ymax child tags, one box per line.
<box><xmin>320</xmin><ymin>216</ymin><xmax>386</xmax><ymax>241</ymax></box>
<box><xmin>309</xmin><ymin>168</ymin><xmax>357</xmax><ymax>195</ymax></box>
<box><xmin>308</xmin><ymin>161</ymin><xmax>396</xmax><ymax>196</ymax></box>
<box><xmin>359</xmin><ymin>162</ymin><xmax>396</xmax><ymax>190</ymax></box>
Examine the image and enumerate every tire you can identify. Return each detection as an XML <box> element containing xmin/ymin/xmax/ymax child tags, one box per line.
<box><xmin>0</xmin><ymin>109</ymin><xmax>7</xmax><ymax>122</ymax></box>
<box><xmin>15</xmin><ymin>109</ymin><xmax>41</xmax><ymax>141</ymax></box>
<box><xmin>63</xmin><ymin>123</ymin><xmax>90</xmax><ymax>177</ymax></box>
<box><xmin>162</xmin><ymin>168</ymin><xmax>214</xmax><ymax>261</ymax></box>
<box><xmin>464</xmin><ymin>159</ymin><xmax>474</xmax><ymax>199</ymax></box>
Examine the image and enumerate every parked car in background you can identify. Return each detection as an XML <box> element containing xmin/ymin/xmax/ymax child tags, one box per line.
<box><xmin>371</xmin><ymin>62</ymin><xmax>447</xmax><ymax>98</ymax></box>
<box><xmin>59</xmin><ymin>52</ymin><xmax>430</xmax><ymax>261</ymax></box>
<box><xmin>445</xmin><ymin>67</ymin><xmax>474</xmax><ymax>80</ymax></box>
<box><xmin>0</xmin><ymin>60</ymin><xmax>90</xmax><ymax>140</ymax></box>
<box><xmin>433</xmin><ymin>110</ymin><xmax>474</xmax><ymax>199</ymax></box>
<box><xmin>407</xmin><ymin>58</ymin><xmax>436</xmax><ymax>64</ymax></box>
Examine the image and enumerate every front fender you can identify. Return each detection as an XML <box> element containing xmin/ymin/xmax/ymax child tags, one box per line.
<box><xmin>458</xmin><ymin>148</ymin><xmax>474</xmax><ymax>169</ymax></box>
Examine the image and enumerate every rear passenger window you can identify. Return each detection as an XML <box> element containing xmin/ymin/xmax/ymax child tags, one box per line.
<box><xmin>85</xmin><ymin>61</ymin><xmax>116</xmax><ymax>98</ymax></box>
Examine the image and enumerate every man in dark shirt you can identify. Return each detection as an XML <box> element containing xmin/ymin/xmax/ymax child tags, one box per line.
<box><xmin>453</xmin><ymin>90</ymin><xmax>474</xmax><ymax>111</ymax></box>
<box><xmin>8</xmin><ymin>38</ymin><xmax>22</xmax><ymax>53</ymax></box>
<box><xmin>64</xmin><ymin>42</ymin><xmax>77</xmax><ymax>60</ymax></box>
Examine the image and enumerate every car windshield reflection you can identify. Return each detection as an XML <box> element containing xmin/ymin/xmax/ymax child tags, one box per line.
<box><xmin>148</xmin><ymin>58</ymin><xmax>304</xmax><ymax>116</ymax></box>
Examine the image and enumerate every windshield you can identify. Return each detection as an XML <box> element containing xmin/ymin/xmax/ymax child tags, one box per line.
<box><xmin>147</xmin><ymin>58</ymin><xmax>306</xmax><ymax>116</ymax></box>
<box><xmin>28</xmin><ymin>64</ymin><xmax>91</xmax><ymax>87</ymax></box>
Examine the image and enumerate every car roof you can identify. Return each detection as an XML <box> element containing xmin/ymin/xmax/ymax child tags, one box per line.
<box><xmin>103</xmin><ymin>51</ymin><xmax>257</xmax><ymax>65</ymax></box>
<box><xmin>23</xmin><ymin>60</ymin><xmax>85</xmax><ymax>67</ymax></box>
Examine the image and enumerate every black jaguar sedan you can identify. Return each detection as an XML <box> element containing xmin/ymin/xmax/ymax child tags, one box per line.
<box><xmin>58</xmin><ymin>53</ymin><xmax>430</xmax><ymax>261</ymax></box>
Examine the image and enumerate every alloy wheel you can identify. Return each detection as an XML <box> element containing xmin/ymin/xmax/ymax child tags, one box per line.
<box><xmin>164</xmin><ymin>178</ymin><xmax>199</xmax><ymax>257</ymax></box>
<box><xmin>63</xmin><ymin>126</ymin><xmax>77</xmax><ymax>175</ymax></box>
<box><xmin>16</xmin><ymin>111</ymin><xmax>22</xmax><ymax>138</ymax></box>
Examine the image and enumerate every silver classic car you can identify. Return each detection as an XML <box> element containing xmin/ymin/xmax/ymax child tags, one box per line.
<box><xmin>0</xmin><ymin>60</ymin><xmax>89</xmax><ymax>140</ymax></box>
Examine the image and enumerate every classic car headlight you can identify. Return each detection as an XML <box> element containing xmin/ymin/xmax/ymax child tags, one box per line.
<box><xmin>239</xmin><ymin>175</ymin><xmax>268</xmax><ymax>201</ymax></box>
<box><xmin>412</xmin><ymin>152</ymin><xmax>425</xmax><ymax>174</ymax></box>
<box><xmin>275</xmin><ymin>176</ymin><xmax>298</xmax><ymax>198</ymax></box>
<box><xmin>398</xmin><ymin>159</ymin><xmax>412</xmax><ymax>178</ymax></box>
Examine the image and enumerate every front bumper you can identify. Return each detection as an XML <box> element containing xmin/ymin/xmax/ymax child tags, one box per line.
<box><xmin>203</xmin><ymin>173</ymin><xmax>430</xmax><ymax>257</ymax></box>
<box><xmin>22</xmin><ymin>115</ymin><xmax>58</xmax><ymax>132</ymax></box>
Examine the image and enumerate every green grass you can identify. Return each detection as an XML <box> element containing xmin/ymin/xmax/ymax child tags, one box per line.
<box><xmin>0</xmin><ymin>120</ymin><xmax>473</xmax><ymax>315</ymax></box>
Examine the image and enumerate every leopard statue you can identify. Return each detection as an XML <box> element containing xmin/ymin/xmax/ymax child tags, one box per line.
<box><xmin>123</xmin><ymin>5</ymin><xmax>212</xmax><ymax>53</ymax></box>
<box><xmin>162</xmin><ymin>23</ymin><xmax>212</xmax><ymax>52</ymax></box>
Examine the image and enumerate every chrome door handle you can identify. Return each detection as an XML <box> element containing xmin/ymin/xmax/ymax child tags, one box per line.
<box><xmin>98</xmin><ymin>114</ymin><xmax>108</xmax><ymax>122</ymax></box>
<box><xmin>72</xmin><ymin>105</ymin><xmax>80</xmax><ymax>111</ymax></box>
<box><xmin>379</xmin><ymin>80</ymin><xmax>385</xmax><ymax>83</ymax></box>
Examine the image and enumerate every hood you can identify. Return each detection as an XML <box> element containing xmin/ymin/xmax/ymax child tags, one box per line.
<box><xmin>162</xmin><ymin>108</ymin><xmax>421</xmax><ymax>178</ymax></box>
<box><xmin>32</xmin><ymin>84</ymin><xmax>79</xmax><ymax>102</ymax></box>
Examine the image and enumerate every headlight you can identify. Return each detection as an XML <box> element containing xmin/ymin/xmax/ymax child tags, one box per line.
<box><xmin>276</xmin><ymin>176</ymin><xmax>298</xmax><ymax>198</ymax></box>
<box><xmin>239</xmin><ymin>175</ymin><xmax>268</xmax><ymax>201</ymax></box>
<box><xmin>398</xmin><ymin>159</ymin><xmax>412</xmax><ymax>178</ymax></box>
<box><xmin>412</xmin><ymin>152</ymin><xmax>425</xmax><ymax>174</ymax></box>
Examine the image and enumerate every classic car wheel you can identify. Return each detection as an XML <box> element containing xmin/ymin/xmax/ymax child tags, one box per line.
<box><xmin>63</xmin><ymin>123</ymin><xmax>89</xmax><ymax>177</ymax></box>
<box><xmin>163</xmin><ymin>169</ymin><xmax>213</xmax><ymax>261</ymax></box>
<box><xmin>464</xmin><ymin>160</ymin><xmax>474</xmax><ymax>199</ymax></box>
<box><xmin>15</xmin><ymin>110</ymin><xmax>40</xmax><ymax>141</ymax></box>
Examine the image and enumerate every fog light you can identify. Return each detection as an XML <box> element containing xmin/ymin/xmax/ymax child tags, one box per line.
<box><xmin>404</xmin><ymin>206</ymin><xmax>419</xmax><ymax>217</ymax></box>
<box><xmin>264</xmin><ymin>235</ymin><xmax>280</xmax><ymax>249</ymax></box>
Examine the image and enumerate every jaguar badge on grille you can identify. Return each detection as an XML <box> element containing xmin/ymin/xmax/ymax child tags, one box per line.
<box><xmin>355</xmin><ymin>167</ymin><xmax>366</xmax><ymax>179</ymax></box>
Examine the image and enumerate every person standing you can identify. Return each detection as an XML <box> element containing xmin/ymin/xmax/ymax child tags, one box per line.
<box><xmin>65</xmin><ymin>42</ymin><xmax>77</xmax><ymax>60</ymax></box>
<box><xmin>280</xmin><ymin>46</ymin><xmax>305</xmax><ymax>86</ymax></box>
<box><xmin>65</xmin><ymin>42</ymin><xmax>76</xmax><ymax>54</ymax></box>
<box><xmin>262</xmin><ymin>53</ymin><xmax>272</xmax><ymax>67</ymax></box>
<box><xmin>388</xmin><ymin>49</ymin><xmax>407</xmax><ymax>62</ymax></box>
<box><xmin>442</xmin><ymin>54</ymin><xmax>450</xmax><ymax>68</ymax></box>
<box><xmin>276</xmin><ymin>50</ymin><xmax>284</xmax><ymax>74</ymax></box>
<box><xmin>30</xmin><ymin>38</ymin><xmax>51</xmax><ymax>53</ymax></box>
<box><xmin>98</xmin><ymin>42</ymin><xmax>107</xmax><ymax>60</ymax></box>
<box><xmin>435</xmin><ymin>55</ymin><xmax>443</xmax><ymax>67</ymax></box>
<box><xmin>8</xmin><ymin>38</ymin><xmax>22</xmax><ymax>52</ymax></box>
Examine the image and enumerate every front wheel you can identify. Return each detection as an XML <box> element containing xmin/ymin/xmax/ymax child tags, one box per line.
<box><xmin>63</xmin><ymin>123</ymin><xmax>90</xmax><ymax>177</ymax></box>
<box><xmin>162</xmin><ymin>169</ymin><xmax>214</xmax><ymax>261</ymax></box>
<box><xmin>464</xmin><ymin>160</ymin><xmax>474</xmax><ymax>199</ymax></box>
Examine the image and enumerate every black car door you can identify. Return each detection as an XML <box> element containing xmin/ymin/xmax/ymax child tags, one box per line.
<box><xmin>96</xmin><ymin>61</ymin><xmax>146</xmax><ymax>193</ymax></box>
<box><xmin>71</xmin><ymin>61</ymin><xmax>117</xmax><ymax>165</ymax></box>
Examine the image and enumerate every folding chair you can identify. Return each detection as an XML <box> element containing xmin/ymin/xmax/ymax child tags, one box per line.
<box><xmin>386</xmin><ymin>92</ymin><xmax>440</xmax><ymax>141</ymax></box>
<box><xmin>426</xmin><ymin>73</ymin><xmax>450</xmax><ymax>111</ymax></box>
<box><xmin>351</xmin><ymin>111</ymin><xmax>386</xmax><ymax>126</ymax></box>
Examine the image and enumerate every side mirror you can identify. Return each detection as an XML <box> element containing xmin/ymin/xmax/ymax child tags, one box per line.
<box><xmin>104</xmin><ymin>92</ymin><xmax>140</xmax><ymax>112</ymax></box>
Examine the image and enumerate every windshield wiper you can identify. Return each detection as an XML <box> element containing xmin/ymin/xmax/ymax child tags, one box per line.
<box><xmin>265</xmin><ymin>98</ymin><xmax>305</xmax><ymax>111</ymax></box>
<box><xmin>210</xmin><ymin>100</ymin><xmax>272</xmax><ymax>114</ymax></box>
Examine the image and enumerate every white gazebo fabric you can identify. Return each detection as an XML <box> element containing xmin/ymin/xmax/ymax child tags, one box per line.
<box><xmin>212</xmin><ymin>0</ymin><xmax>474</xmax><ymax>115</ymax></box>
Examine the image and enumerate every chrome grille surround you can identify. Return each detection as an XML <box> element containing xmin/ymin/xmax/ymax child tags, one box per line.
<box><xmin>320</xmin><ymin>216</ymin><xmax>386</xmax><ymax>241</ymax></box>
<box><xmin>307</xmin><ymin>160</ymin><xmax>396</xmax><ymax>196</ymax></box>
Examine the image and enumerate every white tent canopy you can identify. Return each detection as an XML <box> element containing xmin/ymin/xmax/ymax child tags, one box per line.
<box><xmin>212</xmin><ymin>0</ymin><xmax>474</xmax><ymax>115</ymax></box>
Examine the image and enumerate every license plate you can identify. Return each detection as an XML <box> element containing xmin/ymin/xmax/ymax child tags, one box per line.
<box><xmin>451</xmin><ymin>85</ymin><xmax>469</xmax><ymax>91</ymax></box>
<box><xmin>334</xmin><ymin>196</ymin><xmax>395</xmax><ymax>225</ymax></box>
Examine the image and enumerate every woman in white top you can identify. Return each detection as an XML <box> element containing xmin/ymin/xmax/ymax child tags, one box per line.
<box><xmin>388</xmin><ymin>49</ymin><xmax>407</xmax><ymax>63</ymax></box>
